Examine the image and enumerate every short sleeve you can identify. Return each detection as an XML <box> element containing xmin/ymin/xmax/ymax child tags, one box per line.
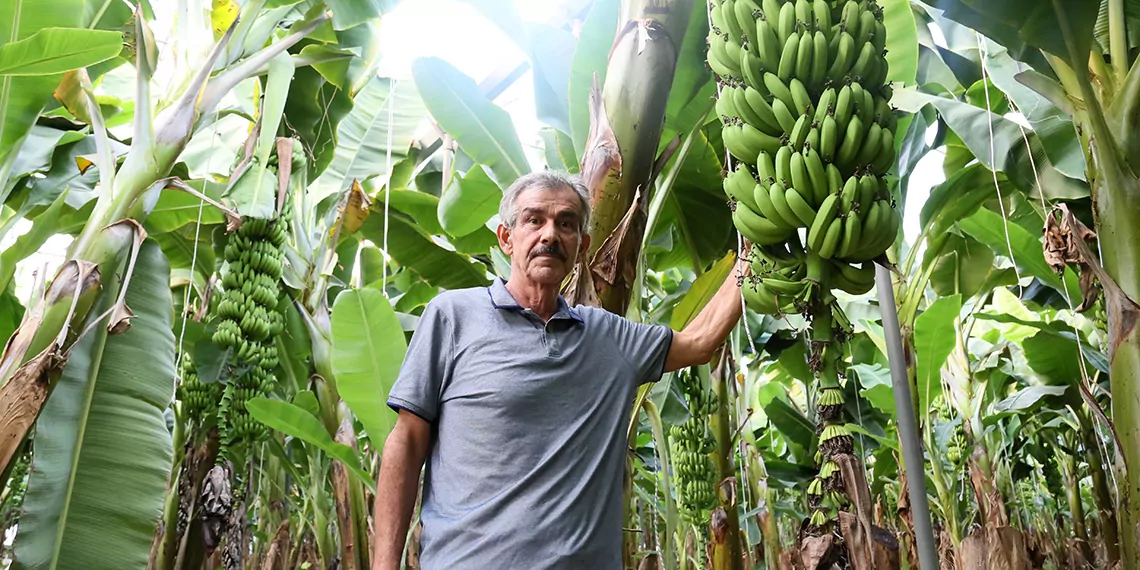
<box><xmin>387</xmin><ymin>300</ymin><xmax>455</xmax><ymax>422</ymax></box>
<box><xmin>588</xmin><ymin>308</ymin><xmax>674</xmax><ymax>385</ymax></box>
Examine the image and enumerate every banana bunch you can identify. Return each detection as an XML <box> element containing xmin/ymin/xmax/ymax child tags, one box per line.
<box><xmin>177</xmin><ymin>352</ymin><xmax>221</xmax><ymax>427</ymax></box>
<box><xmin>210</xmin><ymin>156</ymin><xmax>292</xmax><ymax>454</ymax></box>
<box><xmin>669</xmin><ymin>369</ymin><xmax>719</xmax><ymax>524</ymax></box>
<box><xmin>710</xmin><ymin>0</ymin><xmax>901</xmax><ymax>278</ymax></box>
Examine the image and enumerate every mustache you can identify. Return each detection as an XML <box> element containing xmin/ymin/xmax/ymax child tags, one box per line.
<box><xmin>529</xmin><ymin>243</ymin><xmax>567</xmax><ymax>260</ymax></box>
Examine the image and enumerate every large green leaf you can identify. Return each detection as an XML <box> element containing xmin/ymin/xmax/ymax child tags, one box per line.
<box><xmin>669</xmin><ymin>252</ymin><xmax>735</xmax><ymax>330</ymax></box>
<box><xmin>957</xmin><ymin>207</ymin><xmax>1081</xmax><ymax>301</ymax></box>
<box><xmin>981</xmin><ymin>41</ymin><xmax>1085</xmax><ymax>182</ymax></box>
<box><xmin>849</xmin><ymin>363</ymin><xmax>896</xmax><ymax>418</ymax></box>
<box><xmin>0</xmin><ymin>190</ymin><xmax>68</xmax><ymax>293</ymax></box>
<box><xmin>893</xmin><ymin>86</ymin><xmax>1086</xmax><ymax>200</ymax></box>
<box><xmin>360</xmin><ymin>211</ymin><xmax>491</xmax><ymax>290</ymax></box>
<box><xmin>245</xmin><ymin>397</ymin><xmax>374</xmax><ymax>487</ymax></box>
<box><xmin>983</xmin><ymin>385</ymin><xmax>1068</xmax><ymax>426</ymax></box>
<box><xmin>331</xmin><ymin>288</ymin><xmax>408</xmax><ymax>444</ymax></box>
<box><xmin>412</xmin><ymin>57</ymin><xmax>530</xmax><ymax>187</ymax></box>
<box><xmin>14</xmin><ymin>241</ymin><xmax>175</xmax><ymax>569</ymax></box>
<box><xmin>525</xmin><ymin>22</ymin><xmax>575</xmax><ymax>134</ymax></box>
<box><xmin>0</xmin><ymin>28</ymin><xmax>121</xmax><ymax>76</ymax></box>
<box><xmin>649</xmin><ymin>131</ymin><xmax>732</xmax><ymax>271</ymax></box>
<box><xmin>313</xmin><ymin>76</ymin><xmax>424</xmax><ymax>201</ymax></box>
<box><xmin>881</xmin><ymin>0</ymin><xmax>919</xmax><ymax>86</ymax></box>
<box><xmin>757</xmin><ymin>384</ymin><xmax>815</xmax><ymax>450</ymax></box>
<box><xmin>663</xmin><ymin>0</ymin><xmax>713</xmax><ymax>137</ymax></box>
<box><xmin>914</xmin><ymin>294</ymin><xmax>961</xmax><ymax>415</ymax></box>
<box><xmin>324</xmin><ymin>0</ymin><xmax>384</xmax><ymax>30</ymax></box>
<box><xmin>928</xmin><ymin>232</ymin><xmax>995</xmax><ymax>298</ymax></box>
<box><xmin>438</xmin><ymin>165</ymin><xmax>501</xmax><ymax>237</ymax></box>
<box><xmin>0</xmin><ymin>0</ymin><xmax>85</xmax><ymax>194</ymax></box>
<box><xmin>567</xmin><ymin>0</ymin><xmax>619</xmax><ymax>160</ymax></box>
<box><xmin>282</xmin><ymin>65</ymin><xmax>353</xmax><ymax>179</ymax></box>
<box><xmin>915</xmin><ymin>0</ymin><xmax>1095</xmax><ymax>64</ymax></box>
<box><xmin>143</xmin><ymin>181</ymin><xmax>226</xmax><ymax>234</ymax></box>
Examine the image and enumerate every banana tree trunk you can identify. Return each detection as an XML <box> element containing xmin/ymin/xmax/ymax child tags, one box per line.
<box><xmin>565</xmin><ymin>0</ymin><xmax>693</xmax><ymax>314</ymax></box>
<box><xmin>1080</xmin><ymin>409</ymin><xmax>1120</xmax><ymax>564</ymax></box>
<box><xmin>709</xmin><ymin>356</ymin><xmax>742</xmax><ymax>570</ymax></box>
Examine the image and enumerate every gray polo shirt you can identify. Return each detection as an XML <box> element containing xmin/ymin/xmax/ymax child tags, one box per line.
<box><xmin>387</xmin><ymin>277</ymin><xmax>673</xmax><ymax>569</ymax></box>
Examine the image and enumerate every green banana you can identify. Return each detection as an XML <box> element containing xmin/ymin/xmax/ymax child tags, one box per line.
<box><xmin>785</xmin><ymin>183</ymin><xmax>818</xmax><ymax>227</ymax></box>
<box><xmin>872</xmin><ymin>20</ymin><xmax>887</xmax><ymax>56</ymax></box>
<box><xmin>744</xmin><ymin>87</ymin><xmax>783</xmax><ymax>135</ymax></box>
<box><xmin>764</xmin><ymin>72</ymin><xmax>796</xmax><ymax>114</ymax></box>
<box><xmin>804</xmin><ymin>146</ymin><xmax>828</xmax><ymax>205</ymax></box>
<box><xmin>794</xmin><ymin>0</ymin><xmax>811</xmax><ymax>28</ymax></box>
<box><xmin>826</xmin><ymin>32</ymin><xmax>855</xmax><ymax>81</ymax></box>
<box><xmin>859</xmin><ymin>86</ymin><xmax>874</xmax><ymax>130</ymax></box>
<box><xmin>826</xmin><ymin>162</ymin><xmax>843</xmax><ymax>195</ymax></box>
<box><xmin>795</xmin><ymin>29</ymin><xmax>814</xmax><ymax>80</ymax></box>
<box><xmin>769</xmin><ymin>179</ymin><xmax>802</xmax><ymax>229</ymax></box>
<box><xmin>849</xmin><ymin>40</ymin><xmax>875</xmax><ymax>81</ymax></box>
<box><xmin>839</xmin><ymin>174</ymin><xmax>859</xmax><ymax>212</ymax></box>
<box><xmin>789</xmin><ymin>113</ymin><xmax>810</xmax><ymax>148</ymax></box>
<box><xmin>741</xmin><ymin>121</ymin><xmax>784</xmax><ymax>157</ymax></box>
<box><xmin>807</xmin><ymin>193</ymin><xmax>840</xmax><ymax>252</ymax></box>
<box><xmin>853</xmin><ymin>122</ymin><xmax>883</xmax><ymax>167</ymax></box>
<box><xmin>733</xmin><ymin>201</ymin><xmax>791</xmax><ymax>245</ymax></box>
<box><xmin>820</xmin><ymin>114</ymin><xmax>838</xmax><ymax>161</ymax></box>
<box><xmin>741</xmin><ymin>50</ymin><xmax>766</xmax><ymax>90</ymax></box>
<box><xmin>855</xmin><ymin>9</ymin><xmax>876</xmax><ymax>48</ymax></box>
<box><xmin>806</xmin><ymin>126</ymin><xmax>820</xmax><ymax>154</ymax></box>
<box><xmin>771</xmin><ymin>97</ymin><xmax>797</xmax><ymax>132</ymax></box>
<box><xmin>709</xmin><ymin>34</ymin><xmax>741</xmax><ymax>78</ymax></box>
<box><xmin>815</xmin><ymin>87</ymin><xmax>836</xmax><ymax>122</ymax></box>
<box><xmin>760</xmin><ymin>275</ymin><xmax>809</xmax><ymax>295</ymax></box>
<box><xmin>775</xmin><ymin>144</ymin><xmax>793</xmax><ymax>183</ymax></box>
<box><xmin>837</xmin><ymin>210</ymin><xmax>862</xmax><ymax>259</ymax></box>
<box><xmin>777</xmin><ymin>2</ymin><xmax>797</xmax><ymax>51</ymax></box>
<box><xmin>818</xmin><ymin>216</ymin><xmax>843</xmax><ymax>259</ymax></box>
<box><xmin>724</xmin><ymin>163</ymin><xmax>762</xmax><ymax>212</ymax></box>
<box><xmin>733</xmin><ymin>85</ymin><xmax>765</xmax><ymax>128</ymax></box>
<box><xmin>722</xmin><ymin>0</ymin><xmax>745</xmax><ymax>43</ymax></box>
<box><xmin>810</xmin><ymin>29</ymin><xmax>828</xmax><ymax>87</ymax></box>
<box><xmin>871</xmin><ymin>127</ymin><xmax>896</xmax><ymax>174</ymax></box>
<box><xmin>834</xmin><ymin>83</ymin><xmax>854</xmax><ymax>130</ymax></box>
<box><xmin>812</xmin><ymin>0</ymin><xmax>832</xmax><ymax>39</ymax></box>
<box><xmin>857</xmin><ymin>173</ymin><xmax>877</xmax><ymax>210</ymax></box>
<box><xmin>790</xmin><ymin>150</ymin><xmax>813</xmax><ymax>202</ymax></box>
<box><xmin>835</xmin><ymin>113</ymin><xmax>864</xmax><ymax>168</ymax></box>
<box><xmin>711</xmin><ymin>4</ymin><xmax>728</xmax><ymax>36</ymax></box>
<box><xmin>789</xmin><ymin>77</ymin><xmax>812</xmax><ymax>116</ymax></box>
<box><xmin>755</xmin><ymin>16</ymin><xmax>781</xmax><ymax>72</ymax></box>
<box><xmin>761</xmin><ymin>0</ymin><xmax>782</xmax><ymax>22</ymax></box>
<box><xmin>754</xmin><ymin>176</ymin><xmax>796</xmax><ymax>230</ymax></box>
<box><xmin>735</xmin><ymin>0</ymin><xmax>762</xmax><ymax>38</ymax></box>
<box><xmin>777</xmin><ymin>31</ymin><xmax>800</xmax><ymax>81</ymax></box>
<box><xmin>716</xmin><ymin>88</ymin><xmax>740</xmax><ymax>121</ymax></box>
<box><xmin>757</xmin><ymin>150</ymin><xmax>777</xmax><ymax>182</ymax></box>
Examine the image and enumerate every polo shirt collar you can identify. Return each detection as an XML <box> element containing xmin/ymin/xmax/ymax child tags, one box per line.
<box><xmin>488</xmin><ymin>277</ymin><xmax>584</xmax><ymax>323</ymax></box>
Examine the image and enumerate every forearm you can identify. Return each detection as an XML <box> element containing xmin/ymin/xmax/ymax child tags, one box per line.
<box><xmin>666</xmin><ymin>260</ymin><xmax>745</xmax><ymax>371</ymax></box>
<box><xmin>687</xmin><ymin>262</ymin><xmax>745</xmax><ymax>350</ymax></box>
<box><xmin>371</xmin><ymin>433</ymin><xmax>425</xmax><ymax>570</ymax></box>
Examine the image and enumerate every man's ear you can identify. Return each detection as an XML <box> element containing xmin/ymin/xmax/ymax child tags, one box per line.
<box><xmin>496</xmin><ymin>223</ymin><xmax>513</xmax><ymax>255</ymax></box>
<box><xmin>578</xmin><ymin>232</ymin><xmax>591</xmax><ymax>257</ymax></box>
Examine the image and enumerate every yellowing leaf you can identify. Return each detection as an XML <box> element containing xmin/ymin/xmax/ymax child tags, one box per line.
<box><xmin>211</xmin><ymin>0</ymin><xmax>239</xmax><ymax>39</ymax></box>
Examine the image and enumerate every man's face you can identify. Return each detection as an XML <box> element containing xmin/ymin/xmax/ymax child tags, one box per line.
<box><xmin>497</xmin><ymin>185</ymin><xmax>591</xmax><ymax>287</ymax></box>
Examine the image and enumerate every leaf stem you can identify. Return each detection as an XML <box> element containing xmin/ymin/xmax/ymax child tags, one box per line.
<box><xmin>1110</xmin><ymin>0</ymin><xmax>1129</xmax><ymax>81</ymax></box>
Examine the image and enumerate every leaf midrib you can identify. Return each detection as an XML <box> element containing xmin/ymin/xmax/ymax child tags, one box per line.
<box><xmin>425</xmin><ymin>64</ymin><xmax>526</xmax><ymax>181</ymax></box>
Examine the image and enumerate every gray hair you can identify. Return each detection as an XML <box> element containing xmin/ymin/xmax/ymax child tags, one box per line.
<box><xmin>498</xmin><ymin>171</ymin><xmax>591</xmax><ymax>234</ymax></box>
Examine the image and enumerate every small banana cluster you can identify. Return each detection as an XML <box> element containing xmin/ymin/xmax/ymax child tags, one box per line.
<box><xmin>211</xmin><ymin>202</ymin><xmax>289</xmax><ymax>452</ymax></box>
<box><xmin>669</xmin><ymin>369</ymin><xmax>718</xmax><ymax>525</ymax></box>
<box><xmin>709</xmin><ymin>0</ymin><xmax>900</xmax><ymax>301</ymax></box>
<box><xmin>176</xmin><ymin>352</ymin><xmax>221</xmax><ymax>428</ymax></box>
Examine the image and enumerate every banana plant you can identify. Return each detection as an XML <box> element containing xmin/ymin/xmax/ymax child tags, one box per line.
<box><xmin>907</xmin><ymin>0</ymin><xmax>1140</xmax><ymax>565</ymax></box>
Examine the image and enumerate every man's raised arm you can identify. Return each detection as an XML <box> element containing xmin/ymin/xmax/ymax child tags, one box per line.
<box><xmin>371</xmin><ymin>410</ymin><xmax>432</xmax><ymax>570</ymax></box>
<box><xmin>664</xmin><ymin>257</ymin><xmax>747</xmax><ymax>372</ymax></box>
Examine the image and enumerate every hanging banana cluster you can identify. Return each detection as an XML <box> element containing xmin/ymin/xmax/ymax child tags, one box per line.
<box><xmin>176</xmin><ymin>351</ymin><xmax>221</xmax><ymax>429</ymax></box>
<box><xmin>709</xmin><ymin>0</ymin><xmax>900</xmax><ymax>298</ymax></box>
<box><xmin>669</xmin><ymin>369</ymin><xmax>718</xmax><ymax>525</ymax></box>
<box><xmin>211</xmin><ymin>212</ymin><xmax>287</xmax><ymax>452</ymax></box>
<box><xmin>707</xmin><ymin>0</ymin><xmax>903</xmax><ymax>539</ymax></box>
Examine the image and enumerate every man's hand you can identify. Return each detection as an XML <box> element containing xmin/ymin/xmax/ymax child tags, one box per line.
<box><xmin>664</xmin><ymin>255</ymin><xmax>746</xmax><ymax>372</ymax></box>
<box><xmin>372</xmin><ymin>410</ymin><xmax>432</xmax><ymax>570</ymax></box>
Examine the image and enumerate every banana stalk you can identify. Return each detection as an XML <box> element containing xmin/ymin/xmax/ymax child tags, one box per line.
<box><xmin>0</xmin><ymin>10</ymin><xmax>330</xmax><ymax>479</ymax></box>
<box><xmin>708</xmin><ymin>358</ymin><xmax>743</xmax><ymax>570</ymax></box>
<box><xmin>564</xmin><ymin>0</ymin><xmax>695</xmax><ymax>314</ymax></box>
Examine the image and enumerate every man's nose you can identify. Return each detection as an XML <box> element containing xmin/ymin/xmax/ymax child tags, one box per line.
<box><xmin>539</xmin><ymin>221</ymin><xmax>558</xmax><ymax>243</ymax></box>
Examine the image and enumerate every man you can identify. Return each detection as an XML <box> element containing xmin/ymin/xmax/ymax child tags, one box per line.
<box><xmin>372</xmin><ymin>171</ymin><xmax>746</xmax><ymax>569</ymax></box>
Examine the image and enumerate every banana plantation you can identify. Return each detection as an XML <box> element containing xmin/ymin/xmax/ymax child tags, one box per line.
<box><xmin>0</xmin><ymin>0</ymin><xmax>1134</xmax><ymax>568</ymax></box>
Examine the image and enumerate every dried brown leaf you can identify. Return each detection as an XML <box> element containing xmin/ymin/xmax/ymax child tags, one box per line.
<box><xmin>800</xmin><ymin>533</ymin><xmax>837</xmax><ymax>570</ymax></box>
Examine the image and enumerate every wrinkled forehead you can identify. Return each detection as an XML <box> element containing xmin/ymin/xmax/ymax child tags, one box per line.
<box><xmin>515</xmin><ymin>185</ymin><xmax>584</xmax><ymax>217</ymax></box>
